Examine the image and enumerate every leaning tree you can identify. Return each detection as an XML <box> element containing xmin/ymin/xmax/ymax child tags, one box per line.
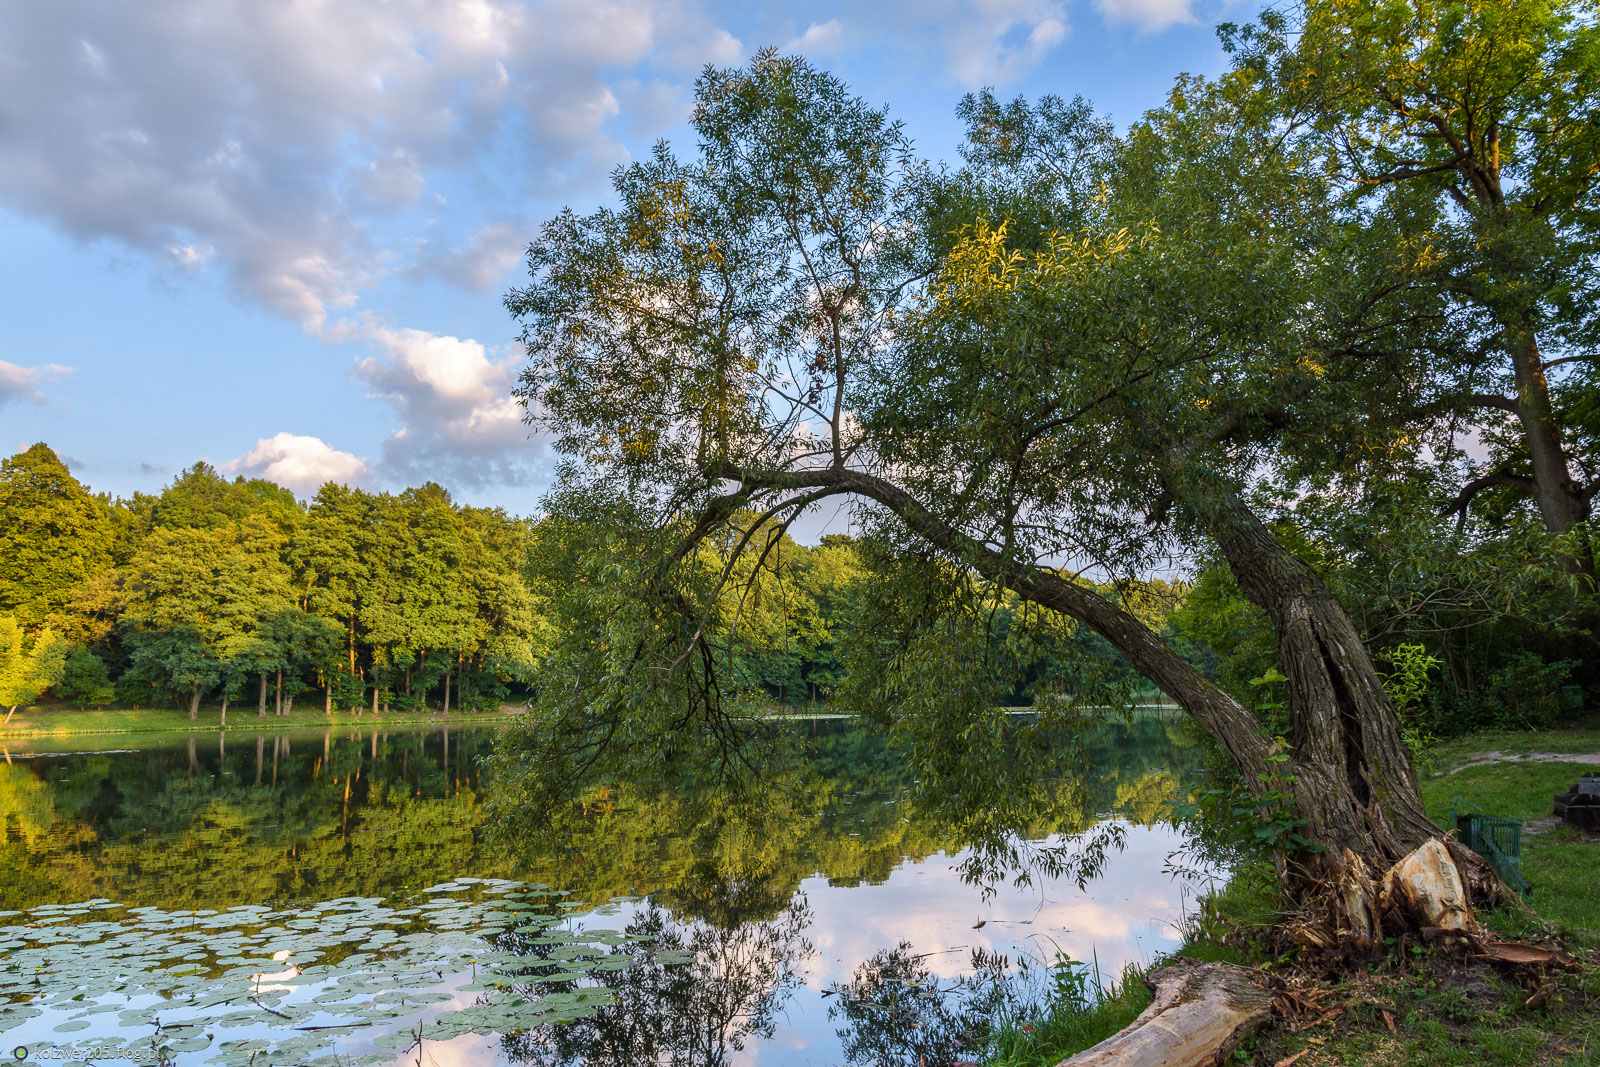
<box><xmin>1225</xmin><ymin>0</ymin><xmax>1600</xmax><ymax>563</ymax></box>
<box><xmin>502</xmin><ymin>52</ymin><xmax>1501</xmax><ymax>910</ymax></box>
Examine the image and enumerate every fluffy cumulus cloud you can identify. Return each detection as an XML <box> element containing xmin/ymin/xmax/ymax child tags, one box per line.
<box><xmin>784</xmin><ymin>19</ymin><xmax>846</xmax><ymax>55</ymax></box>
<box><xmin>0</xmin><ymin>360</ymin><xmax>73</xmax><ymax>409</ymax></box>
<box><xmin>350</xmin><ymin>322</ymin><xmax>540</xmax><ymax>489</ymax></box>
<box><xmin>224</xmin><ymin>432</ymin><xmax>372</xmax><ymax>494</ymax></box>
<box><xmin>1093</xmin><ymin>0</ymin><xmax>1196</xmax><ymax>33</ymax></box>
<box><xmin>0</xmin><ymin>0</ymin><xmax>743</xmax><ymax>328</ymax></box>
<box><xmin>416</xmin><ymin>222</ymin><xmax>528</xmax><ymax>294</ymax></box>
<box><xmin>941</xmin><ymin>0</ymin><xmax>1070</xmax><ymax>86</ymax></box>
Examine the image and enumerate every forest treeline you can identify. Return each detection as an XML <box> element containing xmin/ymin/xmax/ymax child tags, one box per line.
<box><xmin>0</xmin><ymin>442</ymin><xmax>883</xmax><ymax>719</ymax></box>
<box><xmin>0</xmin><ymin>435</ymin><xmax>1586</xmax><ymax>734</ymax></box>
<box><xmin>0</xmin><ymin>443</ymin><xmax>544</xmax><ymax>719</ymax></box>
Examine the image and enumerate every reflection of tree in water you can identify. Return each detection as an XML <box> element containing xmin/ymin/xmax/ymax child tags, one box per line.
<box><xmin>499</xmin><ymin>877</ymin><xmax>814</xmax><ymax>1067</ymax></box>
<box><xmin>827</xmin><ymin>943</ymin><xmax>1009</xmax><ymax>1067</ymax></box>
<box><xmin>5</xmin><ymin>714</ymin><xmax>1203</xmax><ymax>912</ymax></box>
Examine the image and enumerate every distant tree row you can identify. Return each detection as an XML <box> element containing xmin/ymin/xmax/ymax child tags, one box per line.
<box><xmin>0</xmin><ymin>443</ymin><xmax>948</xmax><ymax>719</ymax></box>
<box><xmin>0</xmin><ymin>442</ymin><xmax>1199</xmax><ymax>722</ymax></box>
<box><xmin>0</xmin><ymin>443</ymin><xmax>545</xmax><ymax>719</ymax></box>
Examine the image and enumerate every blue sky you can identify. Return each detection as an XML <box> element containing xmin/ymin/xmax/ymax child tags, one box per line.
<box><xmin>0</xmin><ymin>0</ymin><xmax>1257</xmax><ymax>513</ymax></box>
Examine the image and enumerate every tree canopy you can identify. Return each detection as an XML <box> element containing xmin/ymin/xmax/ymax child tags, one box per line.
<box><xmin>501</xmin><ymin>33</ymin><xmax>1597</xmax><ymax>900</ymax></box>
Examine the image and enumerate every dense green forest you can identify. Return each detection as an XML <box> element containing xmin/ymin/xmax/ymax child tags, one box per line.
<box><xmin>0</xmin><ymin>442</ymin><xmax>542</xmax><ymax>719</ymax></box>
<box><xmin>1</xmin><ymin>433</ymin><xmax>1588</xmax><ymax>737</ymax></box>
<box><xmin>0</xmin><ymin>442</ymin><xmax>883</xmax><ymax>719</ymax></box>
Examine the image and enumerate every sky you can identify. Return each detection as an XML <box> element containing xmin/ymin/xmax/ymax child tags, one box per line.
<box><xmin>0</xmin><ymin>0</ymin><xmax>1260</xmax><ymax>515</ymax></box>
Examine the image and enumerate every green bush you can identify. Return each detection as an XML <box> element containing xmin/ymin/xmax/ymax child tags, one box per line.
<box><xmin>1438</xmin><ymin>649</ymin><xmax>1579</xmax><ymax>732</ymax></box>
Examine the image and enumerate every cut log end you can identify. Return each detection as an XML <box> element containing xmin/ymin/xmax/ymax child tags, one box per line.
<box><xmin>1055</xmin><ymin>958</ymin><xmax>1273</xmax><ymax>1067</ymax></box>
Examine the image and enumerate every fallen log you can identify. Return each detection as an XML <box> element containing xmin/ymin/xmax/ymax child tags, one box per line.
<box><xmin>1054</xmin><ymin>958</ymin><xmax>1273</xmax><ymax>1067</ymax></box>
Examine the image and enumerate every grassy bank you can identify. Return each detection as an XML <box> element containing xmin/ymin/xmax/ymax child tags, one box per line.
<box><xmin>0</xmin><ymin>701</ymin><xmax>522</xmax><ymax>741</ymax></box>
<box><xmin>990</xmin><ymin>726</ymin><xmax>1600</xmax><ymax>1066</ymax></box>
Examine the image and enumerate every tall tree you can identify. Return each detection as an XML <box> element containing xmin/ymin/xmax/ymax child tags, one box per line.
<box><xmin>1225</xmin><ymin>0</ymin><xmax>1600</xmax><ymax>559</ymax></box>
<box><xmin>0</xmin><ymin>444</ymin><xmax>116</xmax><ymax>627</ymax></box>
<box><xmin>503</xmin><ymin>53</ymin><xmax>1487</xmax><ymax>905</ymax></box>
<box><xmin>120</xmin><ymin>518</ymin><xmax>298</xmax><ymax>717</ymax></box>
<box><xmin>291</xmin><ymin>484</ymin><xmax>373</xmax><ymax>709</ymax></box>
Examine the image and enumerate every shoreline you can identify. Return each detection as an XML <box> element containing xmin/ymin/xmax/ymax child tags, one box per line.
<box><xmin>0</xmin><ymin>704</ymin><xmax>523</xmax><ymax>742</ymax></box>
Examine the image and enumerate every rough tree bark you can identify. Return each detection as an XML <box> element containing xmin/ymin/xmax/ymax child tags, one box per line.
<box><xmin>1509</xmin><ymin>328</ymin><xmax>1589</xmax><ymax>539</ymax></box>
<box><xmin>258</xmin><ymin>673</ymin><xmax>267</xmax><ymax>717</ymax></box>
<box><xmin>1201</xmin><ymin>491</ymin><xmax>1438</xmax><ymax>879</ymax></box>
<box><xmin>189</xmin><ymin>686</ymin><xmax>202</xmax><ymax>720</ymax></box>
<box><xmin>1056</xmin><ymin>959</ymin><xmax>1272</xmax><ymax>1067</ymax></box>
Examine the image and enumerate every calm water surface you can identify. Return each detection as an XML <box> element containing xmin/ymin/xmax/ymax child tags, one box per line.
<box><xmin>0</xmin><ymin>715</ymin><xmax>1216</xmax><ymax>1066</ymax></box>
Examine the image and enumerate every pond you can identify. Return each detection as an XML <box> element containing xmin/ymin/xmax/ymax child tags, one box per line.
<box><xmin>0</xmin><ymin>713</ymin><xmax>1219</xmax><ymax>1065</ymax></box>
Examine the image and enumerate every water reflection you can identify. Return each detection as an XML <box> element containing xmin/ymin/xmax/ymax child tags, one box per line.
<box><xmin>498</xmin><ymin>876</ymin><xmax>814</xmax><ymax>1067</ymax></box>
<box><xmin>0</xmin><ymin>712</ymin><xmax>1215</xmax><ymax>1065</ymax></box>
<box><xmin>829</xmin><ymin>944</ymin><xmax>1000</xmax><ymax>1067</ymax></box>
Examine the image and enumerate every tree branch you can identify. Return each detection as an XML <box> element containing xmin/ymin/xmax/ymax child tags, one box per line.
<box><xmin>1439</xmin><ymin>471</ymin><xmax>1537</xmax><ymax>518</ymax></box>
<box><xmin>1464</xmin><ymin>392</ymin><xmax>1520</xmax><ymax>413</ymax></box>
<box><xmin>703</xmin><ymin>460</ymin><xmax>1274</xmax><ymax>776</ymax></box>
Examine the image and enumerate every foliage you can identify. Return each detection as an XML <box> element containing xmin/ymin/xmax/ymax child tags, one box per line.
<box><xmin>1380</xmin><ymin>642</ymin><xmax>1442</xmax><ymax>768</ymax></box>
<box><xmin>0</xmin><ymin>615</ymin><xmax>68</xmax><ymax>717</ymax></box>
<box><xmin>1450</xmin><ymin>649</ymin><xmax>1582</xmax><ymax>732</ymax></box>
<box><xmin>0</xmin><ymin>444</ymin><xmax>115</xmax><ymax>627</ymax></box>
<box><xmin>0</xmin><ymin>445</ymin><xmax>545</xmax><ymax>719</ymax></box>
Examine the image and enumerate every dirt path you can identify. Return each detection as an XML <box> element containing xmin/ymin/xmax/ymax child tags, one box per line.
<box><xmin>1444</xmin><ymin>750</ymin><xmax>1600</xmax><ymax>775</ymax></box>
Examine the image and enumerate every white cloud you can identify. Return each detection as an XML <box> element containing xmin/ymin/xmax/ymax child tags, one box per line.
<box><xmin>1094</xmin><ymin>0</ymin><xmax>1196</xmax><ymax>33</ymax></box>
<box><xmin>784</xmin><ymin>20</ymin><xmax>845</xmax><ymax>55</ymax></box>
<box><xmin>941</xmin><ymin>0</ymin><xmax>1070</xmax><ymax>86</ymax></box>
<box><xmin>416</xmin><ymin>221</ymin><xmax>527</xmax><ymax>293</ymax></box>
<box><xmin>349</xmin><ymin>321</ymin><xmax>541</xmax><ymax>488</ymax></box>
<box><xmin>0</xmin><ymin>360</ymin><xmax>73</xmax><ymax>409</ymax></box>
<box><xmin>651</xmin><ymin>2</ymin><xmax>745</xmax><ymax>72</ymax></box>
<box><xmin>613</xmin><ymin>78</ymin><xmax>695</xmax><ymax>140</ymax></box>
<box><xmin>0</xmin><ymin>0</ymin><xmax>738</xmax><ymax>327</ymax></box>
<box><xmin>224</xmin><ymin>432</ymin><xmax>372</xmax><ymax>493</ymax></box>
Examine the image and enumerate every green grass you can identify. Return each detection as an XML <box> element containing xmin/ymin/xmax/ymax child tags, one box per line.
<box><xmin>1430</xmin><ymin>726</ymin><xmax>1600</xmax><ymax>768</ymax></box>
<box><xmin>1419</xmin><ymin>754</ymin><xmax>1600</xmax><ymax>946</ymax></box>
<box><xmin>0</xmin><ymin>701</ymin><xmax>519</xmax><ymax>741</ymax></box>
<box><xmin>986</xmin><ymin>726</ymin><xmax>1600</xmax><ymax>1066</ymax></box>
<box><xmin>983</xmin><ymin>962</ymin><xmax>1155</xmax><ymax>1066</ymax></box>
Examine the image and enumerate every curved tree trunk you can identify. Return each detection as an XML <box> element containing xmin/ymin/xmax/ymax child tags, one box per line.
<box><xmin>189</xmin><ymin>686</ymin><xmax>202</xmax><ymax>720</ymax></box>
<box><xmin>1203</xmin><ymin>492</ymin><xmax>1437</xmax><ymax>879</ymax></box>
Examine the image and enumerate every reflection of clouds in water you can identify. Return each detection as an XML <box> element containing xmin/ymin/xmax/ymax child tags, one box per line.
<box><xmin>799</xmin><ymin>822</ymin><xmax>1206</xmax><ymax>988</ymax></box>
<box><xmin>392</xmin><ymin>1033</ymin><xmax>501</xmax><ymax>1067</ymax></box>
